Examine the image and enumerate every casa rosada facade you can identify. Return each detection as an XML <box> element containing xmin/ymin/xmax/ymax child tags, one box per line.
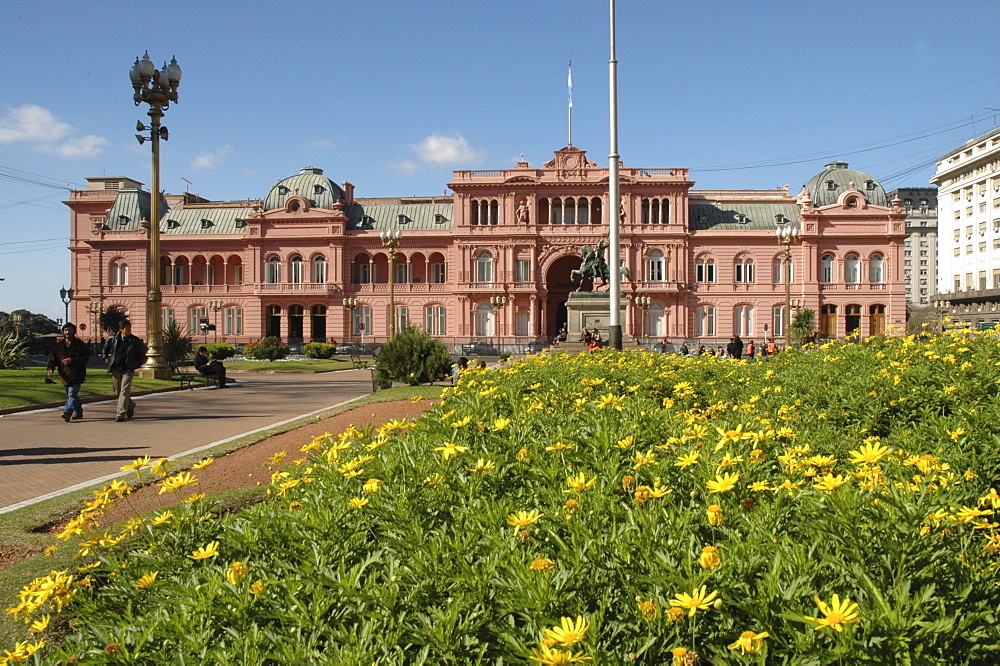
<box><xmin>64</xmin><ymin>145</ymin><xmax>908</xmax><ymax>349</ymax></box>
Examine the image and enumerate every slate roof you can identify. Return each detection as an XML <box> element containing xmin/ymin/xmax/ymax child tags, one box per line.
<box><xmin>688</xmin><ymin>202</ymin><xmax>799</xmax><ymax>231</ymax></box>
<box><xmin>802</xmin><ymin>161</ymin><xmax>887</xmax><ymax>207</ymax></box>
<box><xmin>101</xmin><ymin>190</ymin><xmax>252</xmax><ymax>234</ymax></box>
<box><xmin>263</xmin><ymin>167</ymin><xmax>345</xmax><ymax>211</ymax></box>
<box><xmin>347</xmin><ymin>202</ymin><xmax>454</xmax><ymax>231</ymax></box>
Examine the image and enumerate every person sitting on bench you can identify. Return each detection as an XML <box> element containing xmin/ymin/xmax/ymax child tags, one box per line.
<box><xmin>194</xmin><ymin>346</ymin><xmax>228</xmax><ymax>388</ymax></box>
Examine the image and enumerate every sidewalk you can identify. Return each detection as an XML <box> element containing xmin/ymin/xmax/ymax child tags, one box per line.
<box><xmin>0</xmin><ymin>369</ymin><xmax>375</xmax><ymax>513</ymax></box>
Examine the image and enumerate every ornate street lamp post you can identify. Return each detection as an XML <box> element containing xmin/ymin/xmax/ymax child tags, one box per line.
<box><xmin>130</xmin><ymin>52</ymin><xmax>181</xmax><ymax>379</ymax></box>
<box><xmin>343</xmin><ymin>297</ymin><xmax>358</xmax><ymax>343</ymax></box>
<box><xmin>490</xmin><ymin>295</ymin><xmax>508</xmax><ymax>353</ymax></box>
<box><xmin>59</xmin><ymin>286</ymin><xmax>74</xmax><ymax>326</ymax></box>
<box><xmin>775</xmin><ymin>215</ymin><xmax>800</xmax><ymax>342</ymax></box>
<box><xmin>635</xmin><ymin>295</ymin><xmax>651</xmax><ymax>343</ymax></box>
<box><xmin>209</xmin><ymin>299</ymin><xmax>223</xmax><ymax>343</ymax></box>
<box><xmin>379</xmin><ymin>229</ymin><xmax>402</xmax><ymax>338</ymax></box>
<box><xmin>87</xmin><ymin>301</ymin><xmax>102</xmax><ymax>350</ymax></box>
<box><xmin>11</xmin><ymin>313</ymin><xmax>22</xmax><ymax>339</ymax></box>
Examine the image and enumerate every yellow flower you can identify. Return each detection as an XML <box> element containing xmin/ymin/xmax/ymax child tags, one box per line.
<box><xmin>434</xmin><ymin>442</ymin><xmax>469</xmax><ymax>459</ymax></box>
<box><xmin>707</xmin><ymin>504</ymin><xmax>724</xmax><ymax>526</ymax></box>
<box><xmin>150</xmin><ymin>510</ymin><xmax>175</xmax><ymax>526</ymax></box>
<box><xmin>849</xmin><ymin>442</ymin><xmax>889</xmax><ymax>465</ymax></box>
<box><xmin>727</xmin><ymin>630</ymin><xmax>770</xmax><ymax>655</ymax></box>
<box><xmin>615</xmin><ymin>435</ymin><xmax>635</xmax><ymax>449</ymax></box>
<box><xmin>517</xmin><ymin>448</ymin><xmax>530</xmax><ymax>461</ymax></box>
<box><xmin>947</xmin><ymin>427</ymin><xmax>967</xmax><ymax>441</ymax></box>
<box><xmin>183</xmin><ymin>493</ymin><xmax>206</xmax><ymax>503</ymax></box>
<box><xmin>150</xmin><ymin>457</ymin><xmax>174</xmax><ymax>476</ymax></box>
<box><xmin>450</xmin><ymin>415</ymin><xmax>473</xmax><ymax>428</ymax></box>
<box><xmin>669</xmin><ymin>585</ymin><xmax>719</xmax><ymax>616</ymax></box>
<box><xmin>748</xmin><ymin>480</ymin><xmax>770</xmax><ymax>492</ymax></box>
<box><xmin>674</xmin><ymin>451</ymin><xmax>700</xmax><ymax>468</ymax></box>
<box><xmin>706</xmin><ymin>471</ymin><xmax>740</xmax><ymax>494</ymax></box>
<box><xmin>712</xmin><ymin>452</ymin><xmax>743</xmax><ymax>468</ymax></box>
<box><xmin>804</xmin><ymin>594</ymin><xmax>861</xmax><ymax>632</ymax></box>
<box><xmin>491</xmin><ymin>417</ymin><xmax>512</xmax><ymax>431</ymax></box>
<box><xmin>158</xmin><ymin>471</ymin><xmax>198</xmax><ymax>495</ymax></box>
<box><xmin>636</xmin><ymin>596</ymin><xmax>658</xmax><ymax>620</ymax></box>
<box><xmin>671</xmin><ymin>648</ymin><xmax>690</xmax><ymax>665</ymax></box>
<box><xmin>542</xmin><ymin>615</ymin><xmax>589</xmax><ymax>647</ymax></box>
<box><xmin>266</xmin><ymin>451</ymin><xmax>287</xmax><ymax>467</ymax></box>
<box><xmin>699</xmin><ymin>546</ymin><xmax>721</xmax><ymax>569</ymax></box>
<box><xmin>529</xmin><ymin>643</ymin><xmax>592</xmax><ymax>664</ymax></box>
<box><xmin>813</xmin><ymin>473</ymin><xmax>848</xmax><ymax>493</ymax></box>
<box><xmin>632</xmin><ymin>450</ymin><xmax>658</xmax><ymax>470</ymax></box>
<box><xmin>250</xmin><ymin>580</ymin><xmax>266</xmax><ymax>595</ymax></box>
<box><xmin>188</xmin><ymin>541</ymin><xmax>220</xmax><ymax>560</ymax></box>
<box><xmin>348</xmin><ymin>497</ymin><xmax>369</xmax><ymax>509</ymax></box>
<box><xmin>119</xmin><ymin>455</ymin><xmax>152</xmax><ymax>478</ymax></box>
<box><xmin>545</xmin><ymin>442</ymin><xmax>575</xmax><ymax>452</ymax></box>
<box><xmin>564</xmin><ymin>472</ymin><xmax>597</xmax><ymax>493</ymax></box>
<box><xmin>135</xmin><ymin>571</ymin><xmax>158</xmax><ymax>589</ymax></box>
<box><xmin>596</xmin><ymin>393</ymin><xmax>625</xmax><ymax>408</ymax></box>
<box><xmin>362</xmin><ymin>478</ymin><xmax>383</xmax><ymax>493</ymax></box>
<box><xmin>226</xmin><ymin>561</ymin><xmax>249</xmax><ymax>585</ymax></box>
<box><xmin>531</xmin><ymin>557</ymin><xmax>555</xmax><ymax>571</ymax></box>
<box><xmin>423</xmin><ymin>473</ymin><xmax>444</xmax><ymax>487</ymax></box>
<box><xmin>28</xmin><ymin>614</ymin><xmax>50</xmax><ymax>633</ymax></box>
<box><xmin>466</xmin><ymin>458</ymin><xmax>496</xmax><ymax>474</ymax></box>
<box><xmin>43</xmin><ymin>546</ymin><xmax>58</xmax><ymax>557</ymax></box>
<box><xmin>506</xmin><ymin>510</ymin><xmax>543</xmax><ymax>529</ymax></box>
<box><xmin>191</xmin><ymin>457</ymin><xmax>214</xmax><ymax>469</ymax></box>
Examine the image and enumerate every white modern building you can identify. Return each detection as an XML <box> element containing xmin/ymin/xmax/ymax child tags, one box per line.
<box><xmin>931</xmin><ymin>127</ymin><xmax>1000</xmax><ymax>328</ymax></box>
<box><xmin>888</xmin><ymin>187</ymin><xmax>937</xmax><ymax>307</ymax></box>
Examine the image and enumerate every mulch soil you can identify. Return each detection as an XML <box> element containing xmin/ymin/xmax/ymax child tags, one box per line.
<box><xmin>1</xmin><ymin>399</ymin><xmax>430</xmax><ymax>571</ymax></box>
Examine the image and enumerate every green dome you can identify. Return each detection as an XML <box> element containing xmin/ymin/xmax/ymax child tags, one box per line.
<box><xmin>802</xmin><ymin>161</ymin><xmax>887</xmax><ymax>207</ymax></box>
<box><xmin>264</xmin><ymin>167</ymin><xmax>344</xmax><ymax>211</ymax></box>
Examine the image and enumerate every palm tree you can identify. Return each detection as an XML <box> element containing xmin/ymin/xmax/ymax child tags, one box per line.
<box><xmin>99</xmin><ymin>306</ymin><xmax>129</xmax><ymax>334</ymax></box>
<box><xmin>789</xmin><ymin>308</ymin><xmax>817</xmax><ymax>346</ymax></box>
<box><xmin>161</xmin><ymin>320</ymin><xmax>193</xmax><ymax>364</ymax></box>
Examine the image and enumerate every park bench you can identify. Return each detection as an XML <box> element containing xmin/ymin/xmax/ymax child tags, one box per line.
<box><xmin>170</xmin><ymin>362</ymin><xmax>214</xmax><ymax>389</ymax></box>
<box><xmin>350</xmin><ymin>354</ymin><xmax>371</xmax><ymax>369</ymax></box>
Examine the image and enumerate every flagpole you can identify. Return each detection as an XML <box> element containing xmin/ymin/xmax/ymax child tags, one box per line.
<box><xmin>608</xmin><ymin>0</ymin><xmax>622</xmax><ymax>350</ymax></box>
<box><xmin>568</xmin><ymin>61</ymin><xmax>573</xmax><ymax>146</ymax></box>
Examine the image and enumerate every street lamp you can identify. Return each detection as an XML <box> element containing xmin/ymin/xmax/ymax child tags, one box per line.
<box><xmin>343</xmin><ymin>297</ymin><xmax>358</xmax><ymax>343</ymax></box>
<box><xmin>634</xmin><ymin>294</ymin><xmax>652</xmax><ymax>342</ymax></box>
<box><xmin>775</xmin><ymin>215</ymin><xmax>801</xmax><ymax>342</ymax></box>
<box><xmin>490</xmin><ymin>295</ymin><xmax>508</xmax><ymax>353</ymax></box>
<box><xmin>87</xmin><ymin>301</ymin><xmax>102</xmax><ymax>348</ymax></box>
<box><xmin>59</xmin><ymin>286</ymin><xmax>74</xmax><ymax>325</ymax></box>
<box><xmin>130</xmin><ymin>51</ymin><xmax>181</xmax><ymax>379</ymax></box>
<box><xmin>209</xmin><ymin>299</ymin><xmax>223</xmax><ymax>343</ymax></box>
<box><xmin>11</xmin><ymin>313</ymin><xmax>21</xmax><ymax>339</ymax></box>
<box><xmin>379</xmin><ymin>229</ymin><xmax>402</xmax><ymax>338</ymax></box>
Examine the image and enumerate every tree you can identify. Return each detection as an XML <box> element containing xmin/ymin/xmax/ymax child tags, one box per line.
<box><xmin>161</xmin><ymin>320</ymin><xmax>194</xmax><ymax>364</ymax></box>
<box><xmin>0</xmin><ymin>331</ymin><xmax>28</xmax><ymax>369</ymax></box>
<box><xmin>789</xmin><ymin>308</ymin><xmax>817</xmax><ymax>346</ymax></box>
<box><xmin>374</xmin><ymin>325</ymin><xmax>452</xmax><ymax>387</ymax></box>
<box><xmin>99</xmin><ymin>305</ymin><xmax>130</xmax><ymax>334</ymax></box>
<box><xmin>0</xmin><ymin>309</ymin><xmax>59</xmax><ymax>337</ymax></box>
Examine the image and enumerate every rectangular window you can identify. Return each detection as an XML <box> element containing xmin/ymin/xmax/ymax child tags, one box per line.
<box><xmin>696</xmin><ymin>306</ymin><xmax>716</xmax><ymax>336</ymax></box>
<box><xmin>233</xmin><ymin>264</ymin><xmax>243</xmax><ymax>285</ymax></box>
<box><xmin>516</xmin><ymin>259</ymin><xmax>531</xmax><ymax>283</ymax></box>
<box><xmin>395</xmin><ymin>262</ymin><xmax>409</xmax><ymax>284</ymax></box>
<box><xmin>430</xmin><ymin>263</ymin><xmax>446</xmax><ymax>284</ymax></box>
<box><xmin>516</xmin><ymin>312</ymin><xmax>529</xmax><ymax>336</ymax></box>
<box><xmin>395</xmin><ymin>306</ymin><xmax>409</xmax><ymax>331</ymax></box>
<box><xmin>980</xmin><ymin>272</ymin><xmax>988</xmax><ymax>289</ymax></box>
<box><xmin>162</xmin><ymin>308</ymin><xmax>174</xmax><ymax>328</ymax></box>
<box><xmin>773</xmin><ymin>306</ymin><xmax>785</xmax><ymax>337</ymax></box>
<box><xmin>224</xmin><ymin>307</ymin><xmax>243</xmax><ymax>335</ymax></box>
<box><xmin>355</xmin><ymin>263</ymin><xmax>371</xmax><ymax>284</ymax></box>
<box><xmin>190</xmin><ymin>307</ymin><xmax>207</xmax><ymax>335</ymax></box>
<box><xmin>353</xmin><ymin>307</ymin><xmax>372</xmax><ymax>336</ymax></box>
<box><xmin>424</xmin><ymin>306</ymin><xmax>446</xmax><ymax>335</ymax></box>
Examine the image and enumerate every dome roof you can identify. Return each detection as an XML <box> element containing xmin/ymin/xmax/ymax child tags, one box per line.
<box><xmin>264</xmin><ymin>167</ymin><xmax>344</xmax><ymax>211</ymax></box>
<box><xmin>801</xmin><ymin>161</ymin><xmax>887</xmax><ymax>207</ymax></box>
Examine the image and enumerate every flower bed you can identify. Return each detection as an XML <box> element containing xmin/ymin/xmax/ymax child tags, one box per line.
<box><xmin>7</xmin><ymin>329</ymin><xmax>1000</xmax><ymax>663</ymax></box>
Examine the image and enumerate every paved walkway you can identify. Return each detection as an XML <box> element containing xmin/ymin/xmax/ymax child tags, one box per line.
<box><xmin>0</xmin><ymin>369</ymin><xmax>375</xmax><ymax>514</ymax></box>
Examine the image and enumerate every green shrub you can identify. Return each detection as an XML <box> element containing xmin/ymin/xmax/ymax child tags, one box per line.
<box><xmin>242</xmin><ymin>336</ymin><xmax>290</xmax><ymax>361</ymax></box>
<box><xmin>302</xmin><ymin>342</ymin><xmax>337</xmax><ymax>359</ymax></box>
<box><xmin>201</xmin><ymin>343</ymin><xmax>236</xmax><ymax>361</ymax></box>
<box><xmin>161</xmin><ymin>320</ymin><xmax>193</xmax><ymax>365</ymax></box>
<box><xmin>373</xmin><ymin>325</ymin><xmax>451</xmax><ymax>386</ymax></box>
<box><xmin>0</xmin><ymin>331</ymin><xmax>27</xmax><ymax>369</ymax></box>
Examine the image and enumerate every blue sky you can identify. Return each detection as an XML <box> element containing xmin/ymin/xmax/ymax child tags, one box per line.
<box><xmin>2</xmin><ymin>0</ymin><xmax>999</xmax><ymax>320</ymax></box>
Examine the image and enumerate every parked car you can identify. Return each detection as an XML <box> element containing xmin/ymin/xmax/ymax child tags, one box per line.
<box><xmin>338</xmin><ymin>342</ymin><xmax>380</xmax><ymax>356</ymax></box>
<box><xmin>461</xmin><ymin>340</ymin><xmax>498</xmax><ymax>356</ymax></box>
<box><xmin>521</xmin><ymin>339</ymin><xmax>551</xmax><ymax>354</ymax></box>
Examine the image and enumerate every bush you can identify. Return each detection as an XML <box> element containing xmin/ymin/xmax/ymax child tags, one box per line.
<box><xmin>373</xmin><ymin>325</ymin><xmax>451</xmax><ymax>386</ymax></box>
<box><xmin>302</xmin><ymin>342</ymin><xmax>337</xmax><ymax>359</ymax></box>
<box><xmin>242</xmin><ymin>336</ymin><xmax>290</xmax><ymax>362</ymax></box>
<box><xmin>161</xmin><ymin>321</ymin><xmax>193</xmax><ymax>365</ymax></box>
<box><xmin>201</xmin><ymin>343</ymin><xmax>236</xmax><ymax>361</ymax></box>
<box><xmin>0</xmin><ymin>331</ymin><xmax>27</xmax><ymax>369</ymax></box>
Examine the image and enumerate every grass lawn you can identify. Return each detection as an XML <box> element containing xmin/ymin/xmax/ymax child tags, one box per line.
<box><xmin>0</xmin><ymin>368</ymin><xmax>177</xmax><ymax>410</ymax></box>
<box><xmin>0</xmin><ymin>384</ymin><xmax>440</xmax><ymax>646</ymax></box>
<box><xmin>226</xmin><ymin>358</ymin><xmax>354</xmax><ymax>372</ymax></box>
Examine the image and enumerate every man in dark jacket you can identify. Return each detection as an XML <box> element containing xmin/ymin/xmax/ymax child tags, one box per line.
<box><xmin>194</xmin><ymin>346</ymin><xmax>228</xmax><ymax>388</ymax></box>
<box><xmin>726</xmin><ymin>335</ymin><xmax>744</xmax><ymax>360</ymax></box>
<box><xmin>47</xmin><ymin>322</ymin><xmax>90</xmax><ymax>422</ymax></box>
<box><xmin>103</xmin><ymin>319</ymin><xmax>147</xmax><ymax>422</ymax></box>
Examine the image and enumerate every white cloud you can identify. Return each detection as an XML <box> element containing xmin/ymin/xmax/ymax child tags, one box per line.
<box><xmin>44</xmin><ymin>135</ymin><xmax>110</xmax><ymax>158</ymax></box>
<box><xmin>388</xmin><ymin>159</ymin><xmax>421</xmax><ymax>176</ymax></box>
<box><xmin>307</xmin><ymin>139</ymin><xmax>334</xmax><ymax>150</ymax></box>
<box><xmin>0</xmin><ymin>104</ymin><xmax>109</xmax><ymax>158</ymax></box>
<box><xmin>410</xmin><ymin>132</ymin><xmax>484</xmax><ymax>166</ymax></box>
<box><xmin>191</xmin><ymin>145</ymin><xmax>233</xmax><ymax>170</ymax></box>
<box><xmin>0</xmin><ymin>105</ymin><xmax>72</xmax><ymax>143</ymax></box>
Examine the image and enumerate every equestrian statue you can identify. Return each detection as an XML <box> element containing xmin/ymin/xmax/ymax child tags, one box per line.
<box><xmin>570</xmin><ymin>238</ymin><xmax>631</xmax><ymax>292</ymax></box>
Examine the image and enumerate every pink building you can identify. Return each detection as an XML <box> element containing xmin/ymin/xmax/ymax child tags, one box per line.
<box><xmin>65</xmin><ymin>146</ymin><xmax>907</xmax><ymax>349</ymax></box>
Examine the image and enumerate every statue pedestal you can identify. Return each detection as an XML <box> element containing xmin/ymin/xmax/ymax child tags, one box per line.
<box><xmin>566</xmin><ymin>292</ymin><xmax>626</xmax><ymax>342</ymax></box>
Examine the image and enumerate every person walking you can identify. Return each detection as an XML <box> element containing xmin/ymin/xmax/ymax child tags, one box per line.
<box><xmin>46</xmin><ymin>322</ymin><xmax>90</xmax><ymax>422</ymax></box>
<box><xmin>194</xmin><ymin>346</ymin><xmax>228</xmax><ymax>388</ymax></box>
<box><xmin>103</xmin><ymin>319</ymin><xmax>147</xmax><ymax>422</ymax></box>
<box><xmin>728</xmin><ymin>335</ymin><xmax>744</xmax><ymax>360</ymax></box>
<box><xmin>746</xmin><ymin>340</ymin><xmax>755</xmax><ymax>361</ymax></box>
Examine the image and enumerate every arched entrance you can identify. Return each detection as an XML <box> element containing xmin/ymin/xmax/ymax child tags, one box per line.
<box><xmin>545</xmin><ymin>255</ymin><xmax>579</xmax><ymax>337</ymax></box>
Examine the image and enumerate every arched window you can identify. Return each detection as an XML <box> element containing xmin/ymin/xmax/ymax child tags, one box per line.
<box><xmin>266</xmin><ymin>256</ymin><xmax>281</xmax><ymax>284</ymax></box>
<box><xmin>696</xmin><ymin>258</ymin><xmax>716</xmax><ymax>283</ymax></box>
<box><xmin>735</xmin><ymin>258</ymin><xmax>755</xmax><ymax>283</ymax></box>
<box><xmin>312</xmin><ymin>256</ymin><xmax>327</xmax><ymax>284</ymax></box>
<box><xmin>772</xmin><ymin>257</ymin><xmax>794</xmax><ymax>283</ymax></box>
<box><xmin>648</xmin><ymin>303</ymin><xmax>664</xmax><ymax>337</ymax></box>
<box><xmin>696</xmin><ymin>305</ymin><xmax>716</xmax><ymax>337</ymax></box>
<box><xmin>734</xmin><ymin>305</ymin><xmax>754</xmax><ymax>336</ymax></box>
<box><xmin>845</xmin><ymin>254</ymin><xmax>860</xmax><ymax>284</ymax></box>
<box><xmin>475</xmin><ymin>303</ymin><xmax>494</xmax><ymax>336</ymax></box>
<box><xmin>476</xmin><ymin>252</ymin><xmax>494</xmax><ymax>284</ymax></box>
<box><xmin>648</xmin><ymin>250</ymin><xmax>665</xmax><ymax>282</ymax></box>
<box><xmin>869</xmin><ymin>254</ymin><xmax>884</xmax><ymax>284</ymax></box>
<box><xmin>289</xmin><ymin>256</ymin><xmax>303</xmax><ymax>285</ymax></box>
<box><xmin>820</xmin><ymin>254</ymin><xmax>835</xmax><ymax>283</ymax></box>
<box><xmin>111</xmin><ymin>261</ymin><xmax>129</xmax><ymax>286</ymax></box>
